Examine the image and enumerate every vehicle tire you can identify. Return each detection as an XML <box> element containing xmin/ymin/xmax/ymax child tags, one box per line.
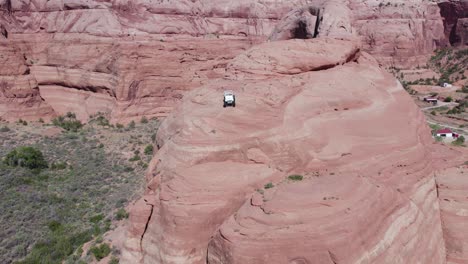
<box><xmin>223</xmin><ymin>103</ymin><xmax>226</xmax><ymax>108</ymax></box>
<box><xmin>233</xmin><ymin>102</ymin><xmax>236</xmax><ymax>107</ymax></box>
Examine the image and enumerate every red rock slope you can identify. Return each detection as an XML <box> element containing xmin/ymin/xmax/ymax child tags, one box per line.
<box><xmin>121</xmin><ymin>34</ymin><xmax>451</xmax><ymax>263</ymax></box>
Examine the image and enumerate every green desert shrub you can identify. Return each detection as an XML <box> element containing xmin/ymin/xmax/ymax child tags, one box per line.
<box><xmin>115</xmin><ymin>208</ymin><xmax>129</xmax><ymax>220</ymax></box>
<box><xmin>3</xmin><ymin>146</ymin><xmax>48</xmax><ymax>169</ymax></box>
<box><xmin>90</xmin><ymin>214</ymin><xmax>104</xmax><ymax>224</ymax></box>
<box><xmin>140</xmin><ymin>116</ymin><xmax>148</xmax><ymax>124</ymax></box>
<box><xmin>89</xmin><ymin>243</ymin><xmax>111</xmax><ymax>260</ymax></box>
<box><xmin>144</xmin><ymin>145</ymin><xmax>154</xmax><ymax>155</ymax></box>
<box><xmin>288</xmin><ymin>175</ymin><xmax>304</xmax><ymax>181</ymax></box>
<box><xmin>52</xmin><ymin>114</ymin><xmax>83</xmax><ymax>132</ymax></box>
<box><xmin>453</xmin><ymin>136</ymin><xmax>466</xmax><ymax>146</ymax></box>
<box><xmin>129</xmin><ymin>155</ymin><xmax>141</xmax><ymax>162</ymax></box>
<box><xmin>17</xmin><ymin>225</ymin><xmax>92</xmax><ymax>264</ymax></box>
<box><xmin>264</xmin><ymin>182</ymin><xmax>274</xmax><ymax>189</ymax></box>
<box><xmin>95</xmin><ymin>115</ymin><xmax>110</xmax><ymax>127</ymax></box>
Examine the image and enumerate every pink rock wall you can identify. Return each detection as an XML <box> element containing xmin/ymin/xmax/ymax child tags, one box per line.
<box><xmin>350</xmin><ymin>0</ymin><xmax>446</xmax><ymax>68</ymax></box>
<box><xmin>438</xmin><ymin>0</ymin><xmax>468</xmax><ymax>46</ymax></box>
<box><xmin>0</xmin><ymin>0</ymin><xmax>451</xmax><ymax>122</ymax></box>
<box><xmin>0</xmin><ymin>34</ymin><xmax>255</xmax><ymax>122</ymax></box>
<box><xmin>0</xmin><ymin>0</ymin><xmax>454</xmax><ymax>122</ymax></box>
<box><xmin>1</xmin><ymin>0</ymin><xmax>448</xmax><ymax>64</ymax></box>
<box><xmin>120</xmin><ymin>36</ymin><xmax>449</xmax><ymax>263</ymax></box>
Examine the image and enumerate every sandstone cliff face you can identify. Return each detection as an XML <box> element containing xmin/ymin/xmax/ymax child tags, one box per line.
<box><xmin>0</xmin><ymin>0</ymin><xmax>450</xmax><ymax>122</ymax></box>
<box><xmin>0</xmin><ymin>34</ymin><xmax>254</xmax><ymax>122</ymax></box>
<box><xmin>438</xmin><ymin>0</ymin><xmax>468</xmax><ymax>46</ymax></box>
<box><xmin>1</xmin><ymin>0</ymin><xmax>447</xmax><ymax>66</ymax></box>
<box><xmin>350</xmin><ymin>0</ymin><xmax>446</xmax><ymax>68</ymax></box>
<box><xmin>122</xmin><ymin>36</ymin><xmax>450</xmax><ymax>263</ymax></box>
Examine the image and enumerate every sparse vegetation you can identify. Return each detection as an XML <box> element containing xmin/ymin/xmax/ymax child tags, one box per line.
<box><xmin>452</xmin><ymin>136</ymin><xmax>466</xmax><ymax>146</ymax></box>
<box><xmin>16</xmin><ymin>222</ymin><xmax>92</xmax><ymax>264</ymax></box>
<box><xmin>50</xmin><ymin>161</ymin><xmax>67</xmax><ymax>170</ymax></box>
<box><xmin>129</xmin><ymin>154</ymin><xmax>141</xmax><ymax>162</ymax></box>
<box><xmin>52</xmin><ymin>113</ymin><xmax>83</xmax><ymax>132</ymax></box>
<box><xmin>144</xmin><ymin>145</ymin><xmax>154</xmax><ymax>155</ymax></box>
<box><xmin>446</xmin><ymin>99</ymin><xmax>467</xmax><ymax>115</ymax></box>
<box><xmin>0</xmin><ymin>118</ymin><xmax>160</xmax><ymax>263</ymax></box>
<box><xmin>457</xmin><ymin>85</ymin><xmax>468</xmax><ymax>93</ymax></box>
<box><xmin>288</xmin><ymin>175</ymin><xmax>304</xmax><ymax>181</ymax></box>
<box><xmin>95</xmin><ymin>115</ymin><xmax>110</xmax><ymax>127</ymax></box>
<box><xmin>3</xmin><ymin>146</ymin><xmax>48</xmax><ymax>170</ymax></box>
<box><xmin>115</xmin><ymin>208</ymin><xmax>129</xmax><ymax>220</ymax></box>
<box><xmin>264</xmin><ymin>182</ymin><xmax>274</xmax><ymax>189</ymax></box>
<box><xmin>128</xmin><ymin>121</ymin><xmax>135</xmax><ymax>129</ymax></box>
<box><xmin>17</xmin><ymin>119</ymin><xmax>28</xmax><ymax>126</ymax></box>
<box><xmin>429</xmin><ymin>124</ymin><xmax>442</xmax><ymax>131</ymax></box>
<box><xmin>0</xmin><ymin>126</ymin><xmax>10</xmax><ymax>132</ymax></box>
<box><xmin>429</xmin><ymin>48</ymin><xmax>468</xmax><ymax>85</ymax></box>
<box><xmin>140</xmin><ymin>116</ymin><xmax>148</xmax><ymax>124</ymax></box>
<box><xmin>89</xmin><ymin>243</ymin><xmax>111</xmax><ymax>261</ymax></box>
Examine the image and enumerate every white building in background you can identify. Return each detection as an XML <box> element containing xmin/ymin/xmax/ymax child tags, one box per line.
<box><xmin>435</xmin><ymin>128</ymin><xmax>454</xmax><ymax>138</ymax></box>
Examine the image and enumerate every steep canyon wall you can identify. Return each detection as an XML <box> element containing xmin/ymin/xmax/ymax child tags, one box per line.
<box><xmin>0</xmin><ymin>0</ymin><xmax>454</xmax><ymax>122</ymax></box>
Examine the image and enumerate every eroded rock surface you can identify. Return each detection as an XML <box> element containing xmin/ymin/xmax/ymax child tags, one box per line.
<box><xmin>120</xmin><ymin>33</ymin><xmax>453</xmax><ymax>263</ymax></box>
<box><xmin>0</xmin><ymin>34</ymin><xmax>253</xmax><ymax>122</ymax></box>
<box><xmin>0</xmin><ymin>0</ymin><xmax>452</xmax><ymax>122</ymax></box>
<box><xmin>438</xmin><ymin>0</ymin><xmax>468</xmax><ymax>46</ymax></box>
<box><xmin>0</xmin><ymin>2</ymin><xmax>467</xmax><ymax>263</ymax></box>
<box><xmin>351</xmin><ymin>0</ymin><xmax>446</xmax><ymax>67</ymax></box>
<box><xmin>432</xmin><ymin>145</ymin><xmax>468</xmax><ymax>264</ymax></box>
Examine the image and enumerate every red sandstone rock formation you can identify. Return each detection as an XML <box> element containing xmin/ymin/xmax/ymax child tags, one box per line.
<box><xmin>438</xmin><ymin>0</ymin><xmax>468</xmax><ymax>46</ymax></box>
<box><xmin>0</xmin><ymin>0</ymin><xmax>454</xmax><ymax>122</ymax></box>
<box><xmin>350</xmin><ymin>0</ymin><xmax>446</xmax><ymax>68</ymax></box>
<box><xmin>0</xmin><ymin>34</ymin><xmax>254</xmax><ymax>122</ymax></box>
<box><xmin>0</xmin><ymin>0</ymin><xmax>452</xmax><ymax>122</ymax></box>
<box><xmin>1</xmin><ymin>2</ymin><xmax>467</xmax><ymax>262</ymax></box>
<box><xmin>118</xmin><ymin>32</ymin><xmax>467</xmax><ymax>264</ymax></box>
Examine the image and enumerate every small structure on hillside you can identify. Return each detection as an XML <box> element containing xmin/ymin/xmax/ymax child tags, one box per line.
<box><xmin>423</xmin><ymin>97</ymin><xmax>438</xmax><ymax>105</ymax></box>
<box><xmin>434</xmin><ymin>128</ymin><xmax>456</xmax><ymax>138</ymax></box>
<box><xmin>443</xmin><ymin>83</ymin><xmax>453</xmax><ymax>88</ymax></box>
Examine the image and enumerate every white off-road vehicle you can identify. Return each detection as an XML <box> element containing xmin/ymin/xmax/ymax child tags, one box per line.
<box><xmin>223</xmin><ymin>90</ymin><xmax>236</xmax><ymax>107</ymax></box>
